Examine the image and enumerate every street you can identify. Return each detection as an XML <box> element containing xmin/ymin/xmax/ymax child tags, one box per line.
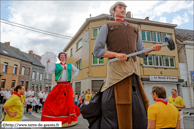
<box><xmin>0</xmin><ymin>104</ymin><xmax>193</xmax><ymax>129</ymax></box>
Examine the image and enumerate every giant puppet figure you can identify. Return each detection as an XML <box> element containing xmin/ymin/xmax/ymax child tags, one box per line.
<box><xmin>41</xmin><ymin>52</ymin><xmax>80</xmax><ymax>127</ymax></box>
<box><xmin>93</xmin><ymin>2</ymin><xmax>161</xmax><ymax>129</ymax></box>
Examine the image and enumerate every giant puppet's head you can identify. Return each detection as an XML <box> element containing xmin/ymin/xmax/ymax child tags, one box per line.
<box><xmin>109</xmin><ymin>2</ymin><xmax>127</xmax><ymax>20</ymax></box>
<box><xmin>58</xmin><ymin>52</ymin><xmax>67</xmax><ymax>61</ymax></box>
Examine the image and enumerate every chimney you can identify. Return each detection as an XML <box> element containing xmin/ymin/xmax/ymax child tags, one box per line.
<box><xmin>29</xmin><ymin>50</ymin><xmax>33</xmax><ymax>55</ymax></box>
<box><xmin>126</xmin><ymin>11</ymin><xmax>131</xmax><ymax>18</ymax></box>
<box><xmin>90</xmin><ymin>14</ymin><xmax>91</xmax><ymax>18</ymax></box>
<box><xmin>145</xmin><ymin>17</ymin><xmax>149</xmax><ymax>20</ymax></box>
<box><xmin>5</xmin><ymin>42</ymin><xmax>10</xmax><ymax>46</ymax></box>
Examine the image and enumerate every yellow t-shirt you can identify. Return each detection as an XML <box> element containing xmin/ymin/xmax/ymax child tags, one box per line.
<box><xmin>4</xmin><ymin>94</ymin><xmax>23</xmax><ymax>121</ymax></box>
<box><xmin>168</xmin><ymin>96</ymin><xmax>185</xmax><ymax>111</ymax></box>
<box><xmin>21</xmin><ymin>94</ymin><xmax>26</xmax><ymax>107</ymax></box>
<box><xmin>85</xmin><ymin>94</ymin><xmax>92</xmax><ymax>101</ymax></box>
<box><xmin>148</xmin><ymin>102</ymin><xmax>180</xmax><ymax>129</ymax></box>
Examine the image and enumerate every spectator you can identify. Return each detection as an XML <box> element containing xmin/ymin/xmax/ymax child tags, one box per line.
<box><xmin>84</xmin><ymin>89</ymin><xmax>92</xmax><ymax>105</ymax></box>
<box><xmin>74</xmin><ymin>93</ymin><xmax>78</xmax><ymax>106</ymax></box>
<box><xmin>26</xmin><ymin>95</ymin><xmax>33</xmax><ymax>114</ymax></box>
<box><xmin>42</xmin><ymin>91</ymin><xmax>48</xmax><ymax>108</ymax></box>
<box><xmin>28</xmin><ymin>88</ymin><xmax>34</xmax><ymax>97</ymax></box>
<box><xmin>78</xmin><ymin>96</ymin><xmax>83</xmax><ymax>107</ymax></box>
<box><xmin>168</xmin><ymin>89</ymin><xmax>186</xmax><ymax>129</ymax></box>
<box><xmin>33</xmin><ymin>95</ymin><xmax>40</xmax><ymax>113</ymax></box>
<box><xmin>147</xmin><ymin>86</ymin><xmax>180</xmax><ymax>129</ymax></box>
<box><xmin>3</xmin><ymin>85</ymin><xmax>25</xmax><ymax>123</ymax></box>
<box><xmin>81</xmin><ymin>91</ymin><xmax>85</xmax><ymax>104</ymax></box>
<box><xmin>38</xmin><ymin>89</ymin><xmax>45</xmax><ymax>105</ymax></box>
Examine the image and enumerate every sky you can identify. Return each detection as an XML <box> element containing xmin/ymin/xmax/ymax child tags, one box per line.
<box><xmin>0</xmin><ymin>0</ymin><xmax>193</xmax><ymax>57</ymax></box>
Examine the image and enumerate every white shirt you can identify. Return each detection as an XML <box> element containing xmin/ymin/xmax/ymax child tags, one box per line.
<box><xmin>43</xmin><ymin>94</ymin><xmax>48</xmax><ymax>102</ymax></box>
<box><xmin>5</xmin><ymin>93</ymin><xmax>11</xmax><ymax>100</ymax></box>
<box><xmin>33</xmin><ymin>97</ymin><xmax>40</xmax><ymax>105</ymax></box>
<box><xmin>46</xmin><ymin>63</ymin><xmax>79</xmax><ymax>82</ymax></box>
<box><xmin>74</xmin><ymin>95</ymin><xmax>78</xmax><ymax>102</ymax></box>
<box><xmin>27</xmin><ymin>97</ymin><xmax>33</xmax><ymax>104</ymax></box>
<box><xmin>28</xmin><ymin>91</ymin><xmax>34</xmax><ymax>96</ymax></box>
<box><xmin>38</xmin><ymin>92</ymin><xmax>45</xmax><ymax>98</ymax></box>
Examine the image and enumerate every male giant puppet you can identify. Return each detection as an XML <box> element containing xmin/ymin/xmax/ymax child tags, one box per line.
<box><xmin>41</xmin><ymin>52</ymin><xmax>80</xmax><ymax>127</ymax></box>
<box><xmin>93</xmin><ymin>2</ymin><xmax>161</xmax><ymax>129</ymax></box>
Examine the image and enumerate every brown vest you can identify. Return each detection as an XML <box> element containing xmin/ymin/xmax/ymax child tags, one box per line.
<box><xmin>106</xmin><ymin>21</ymin><xmax>139</xmax><ymax>61</ymax></box>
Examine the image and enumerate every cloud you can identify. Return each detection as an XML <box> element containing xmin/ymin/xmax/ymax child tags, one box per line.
<box><xmin>159</xmin><ymin>17</ymin><xmax>167</xmax><ymax>23</ymax></box>
<box><xmin>1</xmin><ymin>1</ymin><xmax>193</xmax><ymax>57</ymax></box>
<box><xmin>172</xmin><ymin>12</ymin><xmax>189</xmax><ymax>26</ymax></box>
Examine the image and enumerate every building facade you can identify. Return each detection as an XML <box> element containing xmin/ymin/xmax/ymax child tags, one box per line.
<box><xmin>175</xmin><ymin>28</ymin><xmax>194</xmax><ymax>108</ymax></box>
<box><xmin>23</xmin><ymin>51</ymin><xmax>45</xmax><ymax>92</ymax></box>
<box><xmin>0</xmin><ymin>42</ymin><xmax>21</xmax><ymax>89</ymax></box>
<box><xmin>64</xmin><ymin>13</ymin><xmax>183</xmax><ymax>104</ymax></box>
<box><xmin>10</xmin><ymin>46</ymin><xmax>32</xmax><ymax>90</ymax></box>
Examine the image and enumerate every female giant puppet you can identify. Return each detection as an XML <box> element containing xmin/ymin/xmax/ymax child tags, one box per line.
<box><xmin>93</xmin><ymin>2</ymin><xmax>161</xmax><ymax>129</ymax></box>
<box><xmin>41</xmin><ymin>52</ymin><xmax>80</xmax><ymax>127</ymax></box>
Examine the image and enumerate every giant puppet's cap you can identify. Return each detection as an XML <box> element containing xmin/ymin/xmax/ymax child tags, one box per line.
<box><xmin>109</xmin><ymin>2</ymin><xmax>127</xmax><ymax>15</ymax></box>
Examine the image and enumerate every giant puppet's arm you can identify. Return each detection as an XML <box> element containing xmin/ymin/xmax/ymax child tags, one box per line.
<box><xmin>71</xmin><ymin>64</ymin><xmax>79</xmax><ymax>79</ymax></box>
<box><xmin>136</xmin><ymin>34</ymin><xmax>147</xmax><ymax>58</ymax></box>
<box><xmin>45</xmin><ymin>63</ymin><xmax>55</xmax><ymax>75</ymax></box>
<box><xmin>93</xmin><ymin>24</ymin><xmax>128</xmax><ymax>61</ymax></box>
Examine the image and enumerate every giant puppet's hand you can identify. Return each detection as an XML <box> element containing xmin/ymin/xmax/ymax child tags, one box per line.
<box><xmin>153</xmin><ymin>43</ymin><xmax>161</xmax><ymax>51</ymax></box>
<box><xmin>71</xmin><ymin>78</ymin><xmax>73</xmax><ymax>83</ymax></box>
<box><xmin>47</xmin><ymin>60</ymin><xmax>50</xmax><ymax>64</ymax></box>
<box><xmin>115</xmin><ymin>53</ymin><xmax>127</xmax><ymax>61</ymax></box>
<box><xmin>145</xmin><ymin>43</ymin><xmax>161</xmax><ymax>55</ymax></box>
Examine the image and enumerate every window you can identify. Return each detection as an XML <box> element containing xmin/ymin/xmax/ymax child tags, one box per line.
<box><xmin>3</xmin><ymin>63</ymin><xmax>8</xmax><ymax>73</ymax></box>
<box><xmin>143</xmin><ymin>55</ymin><xmax>153</xmax><ymax>66</ymax></box>
<box><xmin>11</xmin><ymin>80</ymin><xmax>15</xmax><ymax>88</ymax></box>
<box><xmin>21</xmin><ymin>67</ymin><xmax>25</xmax><ymax>75</ymax></box>
<box><xmin>164</xmin><ymin>56</ymin><xmax>175</xmax><ymax>67</ymax></box>
<box><xmin>40</xmin><ymin>73</ymin><xmax>43</xmax><ymax>80</ymax></box>
<box><xmin>76</xmin><ymin>39</ymin><xmax>82</xmax><ymax>50</ymax></box>
<box><xmin>70</xmin><ymin>48</ymin><xmax>73</xmax><ymax>56</ymax></box>
<box><xmin>20</xmin><ymin>81</ymin><xmax>24</xmax><ymax>84</ymax></box>
<box><xmin>142</xmin><ymin>31</ymin><xmax>151</xmax><ymax>41</ymax></box>
<box><xmin>156</xmin><ymin>56</ymin><xmax>163</xmax><ymax>66</ymax></box>
<box><xmin>153</xmin><ymin>32</ymin><xmax>161</xmax><ymax>42</ymax></box>
<box><xmin>76</xmin><ymin>60</ymin><xmax>81</xmax><ymax>70</ymax></box>
<box><xmin>13</xmin><ymin>65</ymin><xmax>17</xmax><ymax>74</ymax></box>
<box><xmin>46</xmin><ymin>74</ymin><xmax>49</xmax><ymax>79</ymax></box>
<box><xmin>93</xmin><ymin>28</ymin><xmax>100</xmax><ymax>38</ymax></box>
<box><xmin>32</xmin><ymin>71</ymin><xmax>35</xmax><ymax>79</ymax></box>
<box><xmin>92</xmin><ymin>54</ymin><xmax>104</xmax><ymax>65</ymax></box>
<box><xmin>1</xmin><ymin>80</ymin><xmax>6</xmax><ymax>88</ymax></box>
<box><xmin>75</xmin><ymin>82</ymin><xmax>81</xmax><ymax>95</ymax></box>
<box><xmin>162</xmin><ymin>33</ymin><xmax>171</xmax><ymax>43</ymax></box>
<box><xmin>36</xmin><ymin>72</ymin><xmax>39</xmax><ymax>80</ymax></box>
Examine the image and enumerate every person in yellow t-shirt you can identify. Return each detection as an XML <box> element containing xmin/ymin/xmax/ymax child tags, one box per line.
<box><xmin>84</xmin><ymin>89</ymin><xmax>92</xmax><ymax>105</ymax></box>
<box><xmin>168</xmin><ymin>89</ymin><xmax>186</xmax><ymax>129</ymax></box>
<box><xmin>147</xmin><ymin>86</ymin><xmax>180</xmax><ymax>129</ymax></box>
<box><xmin>3</xmin><ymin>84</ymin><xmax>25</xmax><ymax>122</ymax></box>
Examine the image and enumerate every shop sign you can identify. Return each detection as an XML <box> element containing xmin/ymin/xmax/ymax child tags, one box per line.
<box><xmin>150</xmin><ymin>76</ymin><xmax>178</xmax><ymax>82</ymax></box>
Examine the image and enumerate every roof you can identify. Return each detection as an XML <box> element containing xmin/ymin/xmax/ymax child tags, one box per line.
<box><xmin>175</xmin><ymin>28</ymin><xmax>194</xmax><ymax>41</ymax></box>
<box><xmin>22</xmin><ymin>52</ymin><xmax>44</xmax><ymax>68</ymax></box>
<box><xmin>0</xmin><ymin>42</ymin><xmax>44</xmax><ymax>68</ymax></box>
<box><xmin>0</xmin><ymin>42</ymin><xmax>29</xmax><ymax>61</ymax></box>
<box><xmin>64</xmin><ymin>14</ymin><xmax>177</xmax><ymax>51</ymax></box>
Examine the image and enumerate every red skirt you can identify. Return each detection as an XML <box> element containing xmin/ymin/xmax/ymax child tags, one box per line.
<box><xmin>41</xmin><ymin>82</ymin><xmax>80</xmax><ymax>124</ymax></box>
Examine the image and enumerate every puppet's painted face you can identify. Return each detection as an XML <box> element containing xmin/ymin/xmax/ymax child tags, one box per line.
<box><xmin>60</xmin><ymin>53</ymin><xmax>66</xmax><ymax>61</ymax></box>
<box><xmin>112</xmin><ymin>4</ymin><xmax>126</xmax><ymax>19</ymax></box>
